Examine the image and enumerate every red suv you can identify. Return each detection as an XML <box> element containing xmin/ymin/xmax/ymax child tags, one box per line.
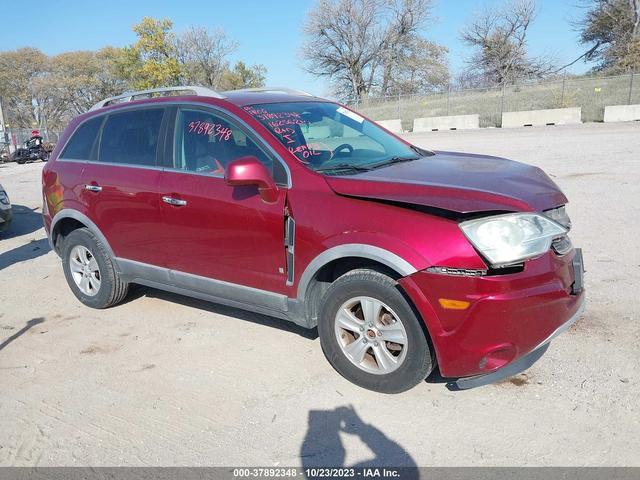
<box><xmin>42</xmin><ymin>86</ymin><xmax>585</xmax><ymax>393</ymax></box>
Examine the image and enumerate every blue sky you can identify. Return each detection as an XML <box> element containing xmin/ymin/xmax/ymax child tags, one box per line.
<box><xmin>0</xmin><ymin>0</ymin><xmax>592</xmax><ymax>95</ymax></box>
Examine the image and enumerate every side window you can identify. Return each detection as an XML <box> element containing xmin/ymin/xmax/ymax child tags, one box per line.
<box><xmin>173</xmin><ymin>108</ymin><xmax>274</xmax><ymax>176</ymax></box>
<box><xmin>98</xmin><ymin>108</ymin><xmax>164</xmax><ymax>166</ymax></box>
<box><xmin>60</xmin><ymin>116</ymin><xmax>103</xmax><ymax>160</ymax></box>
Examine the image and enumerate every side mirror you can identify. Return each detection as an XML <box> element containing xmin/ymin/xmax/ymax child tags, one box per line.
<box><xmin>224</xmin><ymin>156</ymin><xmax>279</xmax><ymax>203</ymax></box>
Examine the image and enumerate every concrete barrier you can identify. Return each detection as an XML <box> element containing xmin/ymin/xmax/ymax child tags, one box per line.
<box><xmin>376</xmin><ymin>119</ymin><xmax>403</xmax><ymax>133</ymax></box>
<box><xmin>604</xmin><ymin>104</ymin><xmax>640</xmax><ymax>123</ymax></box>
<box><xmin>413</xmin><ymin>114</ymin><xmax>479</xmax><ymax>132</ymax></box>
<box><xmin>501</xmin><ymin>107</ymin><xmax>582</xmax><ymax>128</ymax></box>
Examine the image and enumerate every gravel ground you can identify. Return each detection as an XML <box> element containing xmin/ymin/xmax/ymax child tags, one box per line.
<box><xmin>0</xmin><ymin>122</ymin><xmax>639</xmax><ymax>467</ymax></box>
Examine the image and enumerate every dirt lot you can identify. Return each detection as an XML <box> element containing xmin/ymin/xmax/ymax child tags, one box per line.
<box><xmin>1</xmin><ymin>122</ymin><xmax>639</xmax><ymax>467</ymax></box>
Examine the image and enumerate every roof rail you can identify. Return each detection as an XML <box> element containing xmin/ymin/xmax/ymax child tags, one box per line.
<box><xmin>89</xmin><ymin>85</ymin><xmax>225</xmax><ymax>111</ymax></box>
<box><xmin>225</xmin><ymin>87</ymin><xmax>314</xmax><ymax>97</ymax></box>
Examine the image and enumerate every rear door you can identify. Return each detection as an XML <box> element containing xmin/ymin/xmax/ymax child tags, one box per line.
<box><xmin>54</xmin><ymin>116</ymin><xmax>104</xmax><ymax>214</ymax></box>
<box><xmin>82</xmin><ymin>107</ymin><xmax>167</xmax><ymax>266</ymax></box>
<box><xmin>158</xmin><ymin>105</ymin><xmax>289</xmax><ymax>294</ymax></box>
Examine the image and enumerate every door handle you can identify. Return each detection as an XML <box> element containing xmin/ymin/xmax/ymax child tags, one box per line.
<box><xmin>162</xmin><ymin>196</ymin><xmax>187</xmax><ymax>207</ymax></box>
<box><xmin>85</xmin><ymin>184</ymin><xmax>102</xmax><ymax>192</ymax></box>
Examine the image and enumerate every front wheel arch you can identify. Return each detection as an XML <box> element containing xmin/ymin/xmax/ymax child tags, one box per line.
<box><xmin>302</xmin><ymin>256</ymin><xmax>403</xmax><ymax>327</ymax></box>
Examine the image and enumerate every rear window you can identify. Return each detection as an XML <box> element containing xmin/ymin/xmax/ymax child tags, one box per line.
<box><xmin>60</xmin><ymin>116</ymin><xmax>103</xmax><ymax>160</ymax></box>
<box><xmin>98</xmin><ymin>108</ymin><xmax>164</xmax><ymax>166</ymax></box>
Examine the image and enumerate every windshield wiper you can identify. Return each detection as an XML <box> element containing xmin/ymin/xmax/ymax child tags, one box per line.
<box><xmin>368</xmin><ymin>156</ymin><xmax>420</xmax><ymax>170</ymax></box>
<box><xmin>316</xmin><ymin>163</ymin><xmax>372</xmax><ymax>174</ymax></box>
<box><xmin>411</xmin><ymin>145</ymin><xmax>435</xmax><ymax>157</ymax></box>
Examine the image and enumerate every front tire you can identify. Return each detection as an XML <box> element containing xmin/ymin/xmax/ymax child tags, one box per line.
<box><xmin>318</xmin><ymin>269</ymin><xmax>434</xmax><ymax>393</ymax></box>
<box><xmin>61</xmin><ymin>228</ymin><xmax>129</xmax><ymax>308</ymax></box>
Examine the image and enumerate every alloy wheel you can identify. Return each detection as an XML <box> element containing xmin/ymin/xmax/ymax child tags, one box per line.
<box><xmin>334</xmin><ymin>296</ymin><xmax>408</xmax><ymax>375</ymax></box>
<box><xmin>69</xmin><ymin>245</ymin><xmax>101</xmax><ymax>296</ymax></box>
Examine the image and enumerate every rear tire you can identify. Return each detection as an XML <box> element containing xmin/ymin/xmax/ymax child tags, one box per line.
<box><xmin>318</xmin><ymin>269</ymin><xmax>434</xmax><ymax>393</ymax></box>
<box><xmin>61</xmin><ymin>228</ymin><xmax>129</xmax><ymax>309</ymax></box>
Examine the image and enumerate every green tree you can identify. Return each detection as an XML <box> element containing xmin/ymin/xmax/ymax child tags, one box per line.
<box><xmin>118</xmin><ymin>17</ymin><xmax>182</xmax><ymax>89</ymax></box>
<box><xmin>219</xmin><ymin>61</ymin><xmax>267</xmax><ymax>90</ymax></box>
<box><xmin>0</xmin><ymin>16</ymin><xmax>266</xmax><ymax>127</ymax></box>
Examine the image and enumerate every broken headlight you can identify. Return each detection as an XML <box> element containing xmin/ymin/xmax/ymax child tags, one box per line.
<box><xmin>543</xmin><ymin>205</ymin><xmax>571</xmax><ymax>230</ymax></box>
<box><xmin>460</xmin><ymin>213</ymin><xmax>567</xmax><ymax>267</ymax></box>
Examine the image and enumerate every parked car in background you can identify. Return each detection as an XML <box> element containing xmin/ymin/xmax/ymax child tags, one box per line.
<box><xmin>42</xmin><ymin>86</ymin><xmax>585</xmax><ymax>393</ymax></box>
<box><xmin>0</xmin><ymin>183</ymin><xmax>12</xmax><ymax>232</ymax></box>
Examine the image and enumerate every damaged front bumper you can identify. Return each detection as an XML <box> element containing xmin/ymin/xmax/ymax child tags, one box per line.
<box><xmin>452</xmin><ymin>297</ymin><xmax>585</xmax><ymax>389</ymax></box>
<box><xmin>399</xmin><ymin>247</ymin><xmax>586</xmax><ymax>385</ymax></box>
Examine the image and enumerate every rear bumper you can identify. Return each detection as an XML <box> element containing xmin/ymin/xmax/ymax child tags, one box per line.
<box><xmin>399</xmin><ymin>248</ymin><xmax>585</xmax><ymax>379</ymax></box>
<box><xmin>43</xmin><ymin>214</ymin><xmax>54</xmax><ymax>250</ymax></box>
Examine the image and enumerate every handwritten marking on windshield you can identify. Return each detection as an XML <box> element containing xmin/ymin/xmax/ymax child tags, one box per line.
<box><xmin>273</xmin><ymin>127</ymin><xmax>297</xmax><ymax>144</ymax></box>
<box><xmin>288</xmin><ymin>144</ymin><xmax>321</xmax><ymax>159</ymax></box>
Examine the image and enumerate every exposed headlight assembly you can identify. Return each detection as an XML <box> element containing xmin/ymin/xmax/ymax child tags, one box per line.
<box><xmin>543</xmin><ymin>205</ymin><xmax>571</xmax><ymax>230</ymax></box>
<box><xmin>460</xmin><ymin>213</ymin><xmax>567</xmax><ymax>267</ymax></box>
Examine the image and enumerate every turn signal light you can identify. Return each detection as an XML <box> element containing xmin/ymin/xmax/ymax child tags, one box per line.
<box><xmin>438</xmin><ymin>298</ymin><xmax>471</xmax><ymax>310</ymax></box>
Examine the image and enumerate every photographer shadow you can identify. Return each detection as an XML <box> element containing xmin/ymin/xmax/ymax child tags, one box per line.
<box><xmin>300</xmin><ymin>405</ymin><xmax>418</xmax><ymax>474</ymax></box>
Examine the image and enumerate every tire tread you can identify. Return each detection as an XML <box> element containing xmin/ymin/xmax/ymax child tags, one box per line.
<box><xmin>62</xmin><ymin>227</ymin><xmax>128</xmax><ymax>308</ymax></box>
<box><xmin>318</xmin><ymin>268</ymin><xmax>433</xmax><ymax>393</ymax></box>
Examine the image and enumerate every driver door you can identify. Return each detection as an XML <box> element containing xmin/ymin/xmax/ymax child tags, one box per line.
<box><xmin>158</xmin><ymin>106</ymin><xmax>289</xmax><ymax>295</ymax></box>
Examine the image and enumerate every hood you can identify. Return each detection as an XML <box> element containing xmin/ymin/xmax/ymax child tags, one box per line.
<box><xmin>324</xmin><ymin>151</ymin><xmax>567</xmax><ymax>214</ymax></box>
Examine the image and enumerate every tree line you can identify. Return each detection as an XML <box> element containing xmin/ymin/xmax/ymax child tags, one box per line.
<box><xmin>1</xmin><ymin>0</ymin><xmax>639</xmax><ymax>129</ymax></box>
<box><xmin>302</xmin><ymin>0</ymin><xmax>640</xmax><ymax>102</ymax></box>
<box><xmin>0</xmin><ymin>17</ymin><xmax>266</xmax><ymax>130</ymax></box>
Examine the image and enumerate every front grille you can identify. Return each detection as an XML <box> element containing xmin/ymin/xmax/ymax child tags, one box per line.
<box><xmin>425</xmin><ymin>266</ymin><xmax>487</xmax><ymax>277</ymax></box>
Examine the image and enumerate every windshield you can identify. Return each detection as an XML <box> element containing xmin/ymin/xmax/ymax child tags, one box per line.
<box><xmin>243</xmin><ymin>101</ymin><xmax>424</xmax><ymax>174</ymax></box>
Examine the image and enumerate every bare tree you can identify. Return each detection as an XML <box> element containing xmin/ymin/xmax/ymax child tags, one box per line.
<box><xmin>175</xmin><ymin>26</ymin><xmax>238</xmax><ymax>87</ymax></box>
<box><xmin>378</xmin><ymin>0</ymin><xmax>437</xmax><ymax>94</ymax></box>
<box><xmin>461</xmin><ymin>0</ymin><xmax>556</xmax><ymax>86</ymax></box>
<box><xmin>632</xmin><ymin>0</ymin><xmax>640</xmax><ymax>36</ymax></box>
<box><xmin>382</xmin><ymin>37</ymin><xmax>449</xmax><ymax>95</ymax></box>
<box><xmin>0</xmin><ymin>48</ymin><xmax>49</xmax><ymax>128</ymax></box>
<box><xmin>576</xmin><ymin>0</ymin><xmax>640</xmax><ymax>72</ymax></box>
<box><xmin>302</xmin><ymin>0</ymin><xmax>448</xmax><ymax>101</ymax></box>
<box><xmin>0</xmin><ymin>47</ymin><xmax>130</xmax><ymax>129</ymax></box>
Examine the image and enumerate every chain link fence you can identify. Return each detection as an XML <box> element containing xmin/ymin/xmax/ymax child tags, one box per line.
<box><xmin>350</xmin><ymin>71</ymin><xmax>640</xmax><ymax>130</ymax></box>
<box><xmin>1</xmin><ymin>128</ymin><xmax>62</xmax><ymax>155</ymax></box>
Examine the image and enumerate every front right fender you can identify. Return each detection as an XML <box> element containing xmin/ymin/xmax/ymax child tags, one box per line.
<box><xmin>296</xmin><ymin>243</ymin><xmax>419</xmax><ymax>302</ymax></box>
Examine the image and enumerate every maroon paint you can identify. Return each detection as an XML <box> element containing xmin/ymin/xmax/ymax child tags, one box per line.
<box><xmin>225</xmin><ymin>156</ymin><xmax>280</xmax><ymax>203</ymax></box>
<box><xmin>42</xmin><ymin>91</ymin><xmax>583</xmax><ymax>381</ymax></box>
